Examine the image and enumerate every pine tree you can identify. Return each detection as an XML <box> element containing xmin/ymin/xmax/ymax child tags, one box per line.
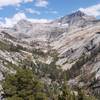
<box><xmin>2</xmin><ymin>68</ymin><xmax>48</xmax><ymax>100</ymax></box>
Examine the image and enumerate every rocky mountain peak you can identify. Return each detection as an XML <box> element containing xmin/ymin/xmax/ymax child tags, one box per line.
<box><xmin>13</xmin><ymin>19</ymin><xmax>32</xmax><ymax>30</ymax></box>
<box><xmin>10</xmin><ymin>19</ymin><xmax>33</xmax><ymax>37</ymax></box>
<box><xmin>54</xmin><ymin>10</ymin><xmax>96</xmax><ymax>27</ymax></box>
<box><xmin>16</xmin><ymin>19</ymin><xmax>32</xmax><ymax>26</ymax></box>
<box><xmin>68</xmin><ymin>10</ymin><xmax>86</xmax><ymax>18</ymax></box>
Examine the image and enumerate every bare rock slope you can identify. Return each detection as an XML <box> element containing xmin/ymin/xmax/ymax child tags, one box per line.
<box><xmin>0</xmin><ymin>11</ymin><xmax>100</xmax><ymax>97</ymax></box>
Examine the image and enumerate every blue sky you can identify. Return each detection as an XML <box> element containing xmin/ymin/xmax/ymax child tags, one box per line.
<box><xmin>0</xmin><ymin>0</ymin><xmax>100</xmax><ymax>27</ymax></box>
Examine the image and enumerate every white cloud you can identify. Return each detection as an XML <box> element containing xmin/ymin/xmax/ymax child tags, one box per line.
<box><xmin>28</xmin><ymin>18</ymin><xmax>51</xmax><ymax>23</ymax></box>
<box><xmin>46</xmin><ymin>10</ymin><xmax>58</xmax><ymax>14</ymax></box>
<box><xmin>51</xmin><ymin>11</ymin><xmax>58</xmax><ymax>14</ymax></box>
<box><xmin>25</xmin><ymin>8</ymin><xmax>40</xmax><ymax>15</ymax></box>
<box><xmin>24</xmin><ymin>0</ymin><xmax>33</xmax><ymax>2</ymax></box>
<box><xmin>79</xmin><ymin>4</ymin><xmax>100</xmax><ymax>17</ymax></box>
<box><xmin>0</xmin><ymin>0</ymin><xmax>33</xmax><ymax>8</ymax></box>
<box><xmin>0</xmin><ymin>12</ymin><xmax>51</xmax><ymax>27</ymax></box>
<box><xmin>0</xmin><ymin>12</ymin><xmax>27</xmax><ymax>27</ymax></box>
<box><xmin>35</xmin><ymin>0</ymin><xmax>48</xmax><ymax>7</ymax></box>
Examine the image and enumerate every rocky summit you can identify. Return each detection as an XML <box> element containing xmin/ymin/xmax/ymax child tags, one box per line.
<box><xmin>0</xmin><ymin>11</ymin><xmax>100</xmax><ymax>99</ymax></box>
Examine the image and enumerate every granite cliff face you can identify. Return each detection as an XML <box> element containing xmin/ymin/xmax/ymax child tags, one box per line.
<box><xmin>0</xmin><ymin>11</ymin><xmax>100</xmax><ymax>98</ymax></box>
